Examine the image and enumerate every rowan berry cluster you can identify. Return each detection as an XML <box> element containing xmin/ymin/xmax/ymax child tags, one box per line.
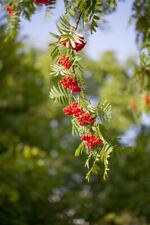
<box><xmin>63</xmin><ymin>102</ymin><xmax>84</xmax><ymax>116</ymax></box>
<box><xmin>82</xmin><ymin>134</ymin><xmax>103</xmax><ymax>149</ymax></box>
<box><xmin>77</xmin><ymin>112</ymin><xmax>95</xmax><ymax>126</ymax></box>
<box><xmin>58</xmin><ymin>56</ymin><xmax>71</xmax><ymax>70</ymax></box>
<box><xmin>60</xmin><ymin>76</ymin><xmax>81</xmax><ymax>92</ymax></box>
<box><xmin>63</xmin><ymin>101</ymin><xmax>95</xmax><ymax>126</ymax></box>
<box><xmin>6</xmin><ymin>6</ymin><xmax>14</xmax><ymax>16</ymax></box>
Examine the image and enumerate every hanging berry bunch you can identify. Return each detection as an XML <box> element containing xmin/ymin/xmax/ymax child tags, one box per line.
<box><xmin>3</xmin><ymin>0</ymin><xmax>131</xmax><ymax>181</ymax></box>
<box><xmin>49</xmin><ymin>17</ymin><xmax>117</xmax><ymax>181</ymax></box>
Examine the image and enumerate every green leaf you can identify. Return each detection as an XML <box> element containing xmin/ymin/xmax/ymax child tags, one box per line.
<box><xmin>49</xmin><ymin>85</ymin><xmax>73</xmax><ymax>105</ymax></box>
<box><xmin>79</xmin><ymin>91</ymin><xmax>90</xmax><ymax>108</ymax></box>
<box><xmin>92</xmin><ymin>163</ymin><xmax>100</xmax><ymax>175</ymax></box>
<box><xmin>71</xmin><ymin>118</ymin><xmax>83</xmax><ymax>136</ymax></box>
<box><xmin>51</xmin><ymin>46</ymin><xmax>59</xmax><ymax>60</ymax></box>
<box><xmin>75</xmin><ymin>142</ymin><xmax>84</xmax><ymax>157</ymax></box>
<box><xmin>100</xmin><ymin>142</ymin><xmax>113</xmax><ymax>180</ymax></box>
<box><xmin>96</xmin><ymin>100</ymin><xmax>112</xmax><ymax>123</ymax></box>
<box><xmin>51</xmin><ymin>64</ymin><xmax>68</xmax><ymax>76</ymax></box>
<box><xmin>49</xmin><ymin>32</ymin><xmax>59</xmax><ymax>39</ymax></box>
<box><xmin>93</xmin><ymin>15</ymin><xmax>99</xmax><ymax>20</ymax></box>
<box><xmin>85</xmin><ymin>157</ymin><xmax>91</xmax><ymax>169</ymax></box>
<box><xmin>113</xmin><ymin>146</ymin><xmax>135</xmax><ymax>156</ymax></box>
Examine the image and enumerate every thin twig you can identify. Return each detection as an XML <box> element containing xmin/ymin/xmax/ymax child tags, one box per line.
<box><xmin>73</xmin><ymin>65</ymin><xmax>77</xmax><ymax>81</ymax></box>
<box><xmin>75</xmin><ymin>12</ymin><xmax>83</xmax><ymax>30</ymax></box>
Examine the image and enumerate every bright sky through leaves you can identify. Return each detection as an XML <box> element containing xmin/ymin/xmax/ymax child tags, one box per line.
<box><xmin>20</xmin><ymin>0</ymin><xmax>138</xmax><ymax>61</ymax></box>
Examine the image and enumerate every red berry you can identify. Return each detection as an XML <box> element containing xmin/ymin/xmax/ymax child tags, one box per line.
<box><xmin>63</xmin><ymin>101</ymin><xmax>80</xmax><ymax>116</ymax></box>
<box><xmin>131</xmin><ymin>100</ymin><xmax>136</xmax><ymax>109</ymax></box>
<box><xmin>81</xmin><ymin>134</ymin><xmax>89</xmax><ymax>141</ymax></box>
<box><xmin>144</xmin><ymin>95</ymin><xmax>150</xmax><ymax>106</ymax></box>
<box><xmin>61</xmin><ymin>40</ymin><xmax>67</xmax><ymax>47</ymax></box>
<box><xmin>63</xmin><ymin>105</ymin><xmax>73</xmax><ymax>115</ymax></box>
<box><xmin>70</xmin><ymin>84</ymin><xmax>81</xmax><ymax>93</ymax></box>
<box><xmin>6</xmin><ymin>6</ymin><xmax>14</xmax><ymax>16</ymax></box>
<box><xmin>70</xmin><ymin>102</ymin><xmax>84</xmax><ymax>117</ymax></box>
<box><xmin>72</xmin><ymin>106</ymin><xmax>84</xmax><ymax>117</ymax></box>
<box><xmin>58</xmin><ymin>56</ymin><xmax>71</xmax><ymax>70</ymax></box>
<box><xmin>60</xmin><ymin>76</ymin><xmax>72</xmax><ymax>88</ymax></box>
<box><xmin>63</xmin><ymin>101</ymin><xmax>83</xmax><ymax>116</ymax></box>
<box><xmin>73</xmin><ymin>36</ymin><xmax>86</xmax><ymax>52</ymax></box>
<box><xmin>34</xmin><ymin>0</ymin><xmax>50</xmax><ymax>4</ymax></box>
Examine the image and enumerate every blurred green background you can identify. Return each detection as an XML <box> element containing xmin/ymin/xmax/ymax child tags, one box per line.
<box><xmin>0</xmin><ymin>1</ymin><xmax>150</xmax><ymax>224</ymax></box>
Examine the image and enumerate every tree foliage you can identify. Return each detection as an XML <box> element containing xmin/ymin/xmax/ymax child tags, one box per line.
<box><xmin>1</xmin><ymin>0</ymin><xmax>150</xmax><ymax>181</ymax></box>
<box><xmin>0</xmin><ymin>0</ymin><xmax>150</xmax><ymax>223</ymax></box>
